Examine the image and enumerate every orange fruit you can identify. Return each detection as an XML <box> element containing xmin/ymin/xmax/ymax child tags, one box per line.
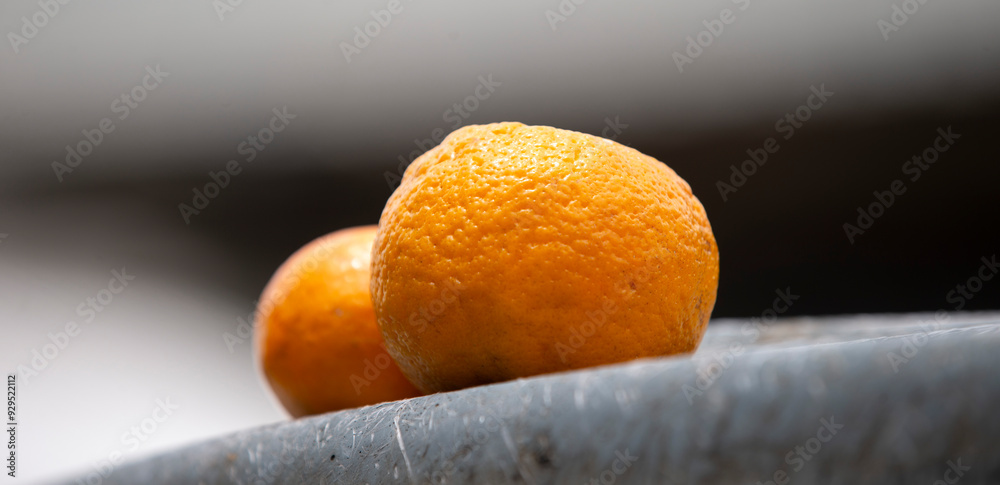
<box><xmin>371</xmin><ymin>122</ymin><xmax>720</xmax><ymax>393</ymax></box>
<box><xmin>255</xmin><ymin>226</ymin><xmax>421</xmax><ymax>417</ymax></box>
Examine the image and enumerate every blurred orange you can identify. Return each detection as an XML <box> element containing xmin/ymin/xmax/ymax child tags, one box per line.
<box><xmin>255</xmin><ymin>226</ymin><xmax>421</xmax><ymax>417</ymax></box>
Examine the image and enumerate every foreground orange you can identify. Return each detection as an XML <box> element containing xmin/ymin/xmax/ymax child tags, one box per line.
<box><xmin>371</xmin><ymin>122</ymin><xmax>720</xmax><ymax>393</ymax></box>
<box><xmin>255</xmin><ymin>226</ymin><xmax>421</xmax><ymax>417</ymax></box>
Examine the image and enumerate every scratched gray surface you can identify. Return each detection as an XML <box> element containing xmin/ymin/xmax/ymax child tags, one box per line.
<box><xmin>64</xmin><ymin>315</ymin><xmax>1000</xmax><ymax>484</ymax></box>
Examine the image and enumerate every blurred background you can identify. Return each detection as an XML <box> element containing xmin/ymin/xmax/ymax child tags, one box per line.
<box><xmin>1</xmin><ymin>0</ymin><xmax>998</xmax><ymax>482</ymax></box>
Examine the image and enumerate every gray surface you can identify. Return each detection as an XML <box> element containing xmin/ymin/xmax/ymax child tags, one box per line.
<box><xmin>699</xmin><ymin>311</ymin><xmax>1000</xmax><ymax>352</ymax></box>
<box><xmin>63</xmin><ymin>315</ymin><xmax>1000</xmax><ymax>484</ymax></box>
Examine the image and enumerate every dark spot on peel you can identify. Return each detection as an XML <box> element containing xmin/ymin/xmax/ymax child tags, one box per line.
<box><xmin>535</xmin><ymin>451</ymin><xmax>552</xmax><ymax>466</ymax></box>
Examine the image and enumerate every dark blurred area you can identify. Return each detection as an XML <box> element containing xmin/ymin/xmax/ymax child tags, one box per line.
<box><xmin>7</xmin><ymin>105</ymin><xmax>999</xmax><ymax>318</ymax></box>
